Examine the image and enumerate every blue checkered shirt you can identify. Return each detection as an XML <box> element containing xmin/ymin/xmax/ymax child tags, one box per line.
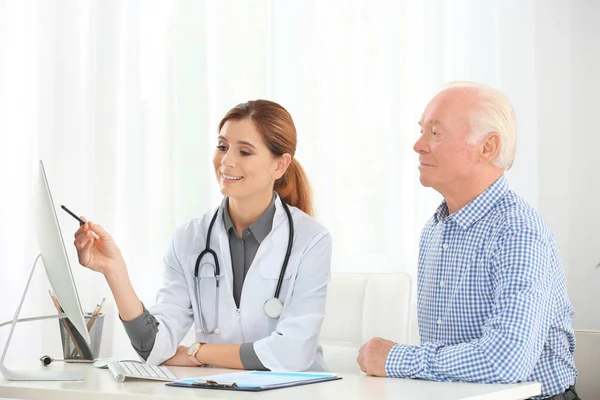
<box><xmin>386</xmin><ymin>175</ymin><xmax>576</xmax><ymax>399</ymax></box>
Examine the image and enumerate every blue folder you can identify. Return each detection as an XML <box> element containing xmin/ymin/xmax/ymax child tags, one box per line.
<box><xmin>166</xmin><ymin>371</ymin><xmax>342</xmax><ymax>392</ymax></box>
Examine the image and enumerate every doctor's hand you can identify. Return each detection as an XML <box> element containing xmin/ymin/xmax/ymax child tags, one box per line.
<box><xmin>357</xmin><ymin>337</ymin><xmax>396</xmax><ymax>377</ymax></box>
<box><xmin>73</xmin><ymin>219</ymin><xmax>125</xmax><ymax>276</ymax></box>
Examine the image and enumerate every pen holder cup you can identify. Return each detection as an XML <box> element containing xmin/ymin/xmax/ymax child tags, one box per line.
<box><xmin>59</xmin><ymin>313</ymin><xmax>105</xmax><ymax>361</ymax></box>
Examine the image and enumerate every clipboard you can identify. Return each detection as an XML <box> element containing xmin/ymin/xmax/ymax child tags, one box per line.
<box><xmin>166</xmin><ymin>371</ymin><xmax>342</xmax><ymax>392</ymax></box>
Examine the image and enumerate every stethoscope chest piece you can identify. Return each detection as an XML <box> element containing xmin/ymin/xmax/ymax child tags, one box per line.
<box><xmin>263</xmin><ymin>297</ymin><xmax>283</xmax><ymax>319</ymax></box>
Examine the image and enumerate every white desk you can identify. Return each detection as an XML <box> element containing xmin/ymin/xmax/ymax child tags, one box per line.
<box><xmin>0</xmin><ymin>363</ymin><xmax>540</xmax><ymax>400</ymax></box>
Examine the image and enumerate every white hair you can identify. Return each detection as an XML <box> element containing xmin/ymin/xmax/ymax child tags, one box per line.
<box><xmin>443</xmin><ymin>81</ymin><xmax>517</xmax><ymax>170</ymax></box>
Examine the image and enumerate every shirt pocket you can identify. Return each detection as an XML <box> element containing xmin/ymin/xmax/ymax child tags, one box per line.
<box><xmin>257</xmin><ymin>258</ymin><xmax>296</xmax><ymax>280</ymax></box>
<box><xmin>256</xmin><ymin>253</ymin><xmax>300</xmax><ymax>312</ymax></box>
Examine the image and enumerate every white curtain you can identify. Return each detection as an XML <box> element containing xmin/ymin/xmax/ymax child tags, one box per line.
<box><xmin>0</xmin><ymin>0</ymin><xmax>539</xmax><ymax>362</ymax></box>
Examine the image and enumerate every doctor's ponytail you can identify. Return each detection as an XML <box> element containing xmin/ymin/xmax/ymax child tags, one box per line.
<box><xmin>274</xmin><ymin>158</ymin><xmax>313</xmax><ymax>217</ymax></box>
<box><xmin>218</xmin><ymin>100</ymin><xmax>314</xmax><ymax>217</ymax></box>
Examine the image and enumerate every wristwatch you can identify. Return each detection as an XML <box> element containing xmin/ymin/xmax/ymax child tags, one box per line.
<box><xmin>187</xmin><ymin>341</ymin><xmax>207</xmax><ymax>366</ymax></box>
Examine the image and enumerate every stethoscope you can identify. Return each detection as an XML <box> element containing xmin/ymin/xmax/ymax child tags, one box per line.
<box><xmin>194</xmin><ymin>199</ymin><xmax>294</xmax><ymax>334</ymax></box>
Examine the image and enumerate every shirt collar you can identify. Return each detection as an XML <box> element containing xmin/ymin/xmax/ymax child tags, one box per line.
<box><xmin>434</xmin><ymin>175</ymin><xmax>509</xmax><ymax>229</ymax></box>
<box><xmin>222</xmin><ymin>193</ymin><xmax>277</xmax><ymax>243</ymax></box>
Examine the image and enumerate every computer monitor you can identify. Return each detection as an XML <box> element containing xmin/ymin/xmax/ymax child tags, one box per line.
<box><xmin>34</xmin><ymin>160</ymin><xmax>92</xmax><ymax>349</ymax></box>
<box><xmin>0</xmin><ymin>160</ymin><xmax>93</xmax><ymax>381</ymax></box>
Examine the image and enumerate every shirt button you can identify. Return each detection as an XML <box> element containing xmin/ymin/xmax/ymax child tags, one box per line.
<box><xmin>244</xmin><ymin>229</ymin><xmax>250</xmax><ymax>235</ymax></box>
<box><xmin>437</xmin><ymin>319</ymin><xmax>442</xmax><ymax>325</ymax></box>
<box><xmin>442</xmin><ymin>243</ymin><xmax>449</xmax><ymax>249</ymax></box>
<box><xmin>439</xmin><ymin>281</ymin><xmax>445</xmax><ymax>288</ymax></box>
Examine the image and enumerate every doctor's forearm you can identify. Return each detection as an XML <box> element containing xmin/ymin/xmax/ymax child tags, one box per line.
<box><xmin>197</xmin><ymin>344</ymin><xmax>244</xmax><ymax>370</ymax></box>
<box><xmin>163</xmin><ymin>346</ymin><xmax>197</xmax><ymax>367</ymax></box>
<box><xmin>103</xmin><ymin>262</ymin><xmax>144</xmax><ymax>321</ymax></box>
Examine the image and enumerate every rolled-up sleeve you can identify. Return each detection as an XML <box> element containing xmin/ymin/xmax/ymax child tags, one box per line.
<box><xmin>240</xmin><ymin>342</ymin><xmax>268</xmax><ymax>370</ymax></box>
<box><xmin>120</xmin><ymin>304</ymin><xmax>159</xmax><ymax>361</ymax></box>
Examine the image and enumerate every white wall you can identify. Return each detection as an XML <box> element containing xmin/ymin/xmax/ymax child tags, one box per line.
<box><xmin>535</xmin><ymin>0</ymin><xmax>571</xmax><ymax>302</ymax></box>
<box><xmin>567</xmin><ymin>0</ymin><xmax>600</xmax><ymax>330</ymax></box>
<box><xmin>502</xmin><ymin>0</ymin><xmax>539</xmax><ymax>208</ymax></box>
<box><xmin>536</xmin><ymin>0</ymin><xmax>600</xmax><ymax>331</ymax></box>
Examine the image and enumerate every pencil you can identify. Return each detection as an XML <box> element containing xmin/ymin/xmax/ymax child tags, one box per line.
<box><xmin>60</xmin><ymin>205</ymin><xmax>85</xmax><ymax>226</ymax></box>
<box><xmin>69</xmin><ymin>298</ymin><xmax>105</xmax><ymax>358</ymax></box>
<box><xmin>86</xmin><ymin>298</ymin><xmax>105</xmax><ymax>331</ymax></box>
<box><xmin>49</xmin><ymin>290</ymin><xmax>84</xmax><ymax>359</ymax></box>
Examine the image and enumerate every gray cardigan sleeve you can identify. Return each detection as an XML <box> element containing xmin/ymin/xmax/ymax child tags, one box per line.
<box><xmin>240</xmin><ymin>342</ymin><xmax>268</xmax><ymax>370</ymax></box>
<box><xmin>120</xmin><ymin>304</ymin><xmax>159</xmax><ymax>361</ymax></box>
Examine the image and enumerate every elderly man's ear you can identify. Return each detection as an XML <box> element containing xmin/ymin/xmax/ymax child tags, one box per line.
<box><xmin>480</xmin><ymin>132</ymin><xmax>501</xmax><ymax>163</ymax></box>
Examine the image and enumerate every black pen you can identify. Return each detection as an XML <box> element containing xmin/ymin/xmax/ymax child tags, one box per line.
<box><xmin>60</xmin><ymin>205</ymin><xmax>86</xmax><ymax>226</ymax></box>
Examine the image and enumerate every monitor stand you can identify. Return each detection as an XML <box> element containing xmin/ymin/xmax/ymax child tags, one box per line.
<box><xmin>0</xmin><ymin>254</ymin><xmax>84</xmax><ymax>381</ymax></box>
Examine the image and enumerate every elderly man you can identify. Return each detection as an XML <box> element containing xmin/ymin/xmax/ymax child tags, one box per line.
<box><xmin>358</xmin><ymin>82</ymin><xmax>578</xmax><ymax>399</ymax></box>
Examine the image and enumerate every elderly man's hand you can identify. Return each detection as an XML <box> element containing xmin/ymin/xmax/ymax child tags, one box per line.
<box><xmin>357</xmin><ymin>337</ymin><xmax>396</xmax><ymax>376</ymax></box>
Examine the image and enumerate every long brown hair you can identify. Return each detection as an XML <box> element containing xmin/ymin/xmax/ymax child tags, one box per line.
<box><xmin>218</xmin><ymin>100</ymin><xmax>314</xmax><ymax>217</ymax></box>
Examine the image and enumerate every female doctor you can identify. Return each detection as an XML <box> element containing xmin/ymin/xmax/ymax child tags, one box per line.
<box><xmin>72</xmin><ymin>100</ymin><xmax>332</xmax><ymax>371</ymax></box>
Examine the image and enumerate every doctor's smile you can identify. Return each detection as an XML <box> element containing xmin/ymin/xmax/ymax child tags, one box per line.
<box><xmin>221</xmin><ymin>173</ymin><xmax>243</xmax><ymax>181</ymax></box>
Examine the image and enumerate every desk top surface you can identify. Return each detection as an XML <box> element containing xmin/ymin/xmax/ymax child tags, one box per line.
<box><xmin>0</xmin><ymin>363</ymin><xmax>541</xmax><ymax>400</ymax></box>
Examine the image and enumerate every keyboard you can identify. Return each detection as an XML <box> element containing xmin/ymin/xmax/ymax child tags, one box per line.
<box><xmin>107</xmin><ymin>361</ymin><xmax>178</xmax><ymax>383</ymax></box>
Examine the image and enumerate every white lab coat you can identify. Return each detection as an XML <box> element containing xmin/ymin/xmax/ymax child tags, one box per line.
<box><xmin>145</xmin><ymin>195</ymin><xmax>332</xmax><ymax>371</ymax></box>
